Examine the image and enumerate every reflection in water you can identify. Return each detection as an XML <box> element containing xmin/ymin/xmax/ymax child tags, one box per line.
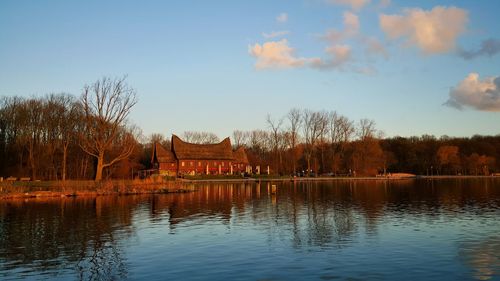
<box><xmin>459</xmin><ymin>236</ymin><xmax>500</xmax><ymax>281</ymax></box>
<box><xmin>0</xmin><ymin>178</ymin><xmax>499</xmax><ymax>280</ymax></box>
<box><xmin>0</xmin><ymin>197</ymin><xmax>140</xmax><ymax>280</ymax></box>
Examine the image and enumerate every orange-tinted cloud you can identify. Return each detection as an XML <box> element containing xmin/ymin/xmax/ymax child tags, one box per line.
<box><xmin>248</xmin><ymin>39</ymin><xmax>317</xmax><ymax>69</ymax></box>
<box><xmin>321</xmin><ymin>11</ymin><xmax>359</xmax><ymax>44</ymax></box>
<box><xmin>445</xmin><ymin>73</ymin><xmax>500</xmax><ymax>111</ymax></box>
<box><xmin>380</xmin><ymin>6</ymin><xmax>468</xmax><ymax>54</ymax></box>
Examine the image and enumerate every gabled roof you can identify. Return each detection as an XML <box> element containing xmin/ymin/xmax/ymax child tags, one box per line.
<box><xmin>171</xmin><ymin>135</ymin><xmax>234</xmax><ymax>160</ymax></box>
<box><xmin>233</xmin><ymin>147</ymin><xmax>249</xmax><ymax>164</ymax></box>
<box><xmin>153</xmin><ymin>142</ymin><xmax>176</xmax><ymax>163</ymax></box>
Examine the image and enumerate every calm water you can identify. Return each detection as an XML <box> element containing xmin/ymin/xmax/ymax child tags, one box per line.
<box><xmin>1</xmin><ymin>179</ymin><xmax>500</xmax><ymax>280</ymax></box>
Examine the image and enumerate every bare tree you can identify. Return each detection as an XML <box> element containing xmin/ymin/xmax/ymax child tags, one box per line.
<box><xmin>80</xmin><ymin>77</ymin><xmax>138</xmax><ymax>181</ymax></box>
<box><xmin>182</xmin><ymin>131</ymin><xmax>220</xmax><ymax>144</ymax></box>
<box><xmin>149</xmin><ymin>133</ymin><xmax>165</xmax><ymax>145</ymax></box>
<box><xmin>357</xmin><ymin>118</ymin><xmax>377</xmax><ymax>141</ymax></box>
<box><xmin>266</xmin><ymin>114</ymin><xmax>284</xmax><ymax>174</ymax></box>
<box><xmin>19</xmin><ymin>98</ymin><xmax>44</xmax><ymax>180</ymax></box>
<box><xmin>232</xmin><ymin>130</ymin><xmax>248</xmax><ymax>149</ymax></box>
<box><xmin>349</xmin><ymin>119</ymin><xmax>383</xmax><ymax>176</ymax></box>
<box><xmin>302</xmin><ymin>110</ymin><xmax>328</xmax><ymax>173</ymax></box>
<box><xmin>287</xmin><ymin>108</ymin><xmax>302</xmax><ymax>174</ymax></box>
<box><xmin>45</xmin><ymin>93</ymin><xmax>82</xmax><ymax>181</ymax></box>
<box><xmin>328</xmin><ymin>112</ymin><xmax>353</xmax><ymax>174</ymax></box>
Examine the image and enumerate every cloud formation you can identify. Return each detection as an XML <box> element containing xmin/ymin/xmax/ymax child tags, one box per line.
<box><xmin>321</xmin><ymin>11</ymin><xmax>359</xmax><ymax>44</ymax></box>
<box><xmin>364</xmin><ymin>37</ymin><xmax>389</xmax><ymax>59</ymax></box>
<box><xmin>250</xmin><ymin>10</ymin><xmax>386</xmax><ymax>72</ymax></box>
<box><xmin>311</xmin><ymin>44</ymin><xmax>352</xmax><ymax>70</ymax></box>
<box><xmin>276</xmin><ymin>13</ymin><xmax>288</xmax><ymax>23</ymax></box>
<box><xmin>249</xmin><ymin>39</ymin><xmax>317</xmax><ymax>69</ymax></box>
<box><xmin>445</xmin><ymin>73</ymin><xmax>500</xmax><ymax>112</ymax></box>
<box><xmin>380</xmin><ymin>6</ymin><xmax>468</xmax><ymax>54</ymax></box>
<box><xmin>327</xmin><ymin>0</ymin><xmax>370</xmax><ymax>10</ymax></box>
<box><xmin>458</xmin><ymin>38</ymin><xmax>500</xmax><ymax>60</ymax></box>
<box><xmin>262</xmin><ymin>30</ymin><xmax>290</xmax><ymax>39</ymax></box>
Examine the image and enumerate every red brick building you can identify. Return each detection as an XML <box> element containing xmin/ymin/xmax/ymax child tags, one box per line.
<box><xmin>152</xmin><ymin>135</ymin><xmax>249</xmax><ymax>176</ymax></box>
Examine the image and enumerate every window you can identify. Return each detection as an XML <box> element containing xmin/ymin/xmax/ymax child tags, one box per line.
<box><xmin>222</xmin><ymin>162</ymin><xmax>225</xmax><ymax>167</ymax></box>
<box><xmin>214</xmin><ymin>162</ymin><xmax>217</xmax><ymax>166</ymax></box>
<box><xmin>190</xmin><ymin>161</ymin><xmax>193</xmax><ymax>166</ymax></box>
<box><xmin>182</xmin><ymin>162</ymin><xmax>185</xmax><ymax>167</ymax></box>
<box><xmin>198</xmin><ymin>161</ymin><xmax>201</xmax><ymax>167</ymax></box>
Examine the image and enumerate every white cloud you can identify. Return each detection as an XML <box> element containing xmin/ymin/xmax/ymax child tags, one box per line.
<box><xmin>249</xmin><ymin>39</ymin><xmax>317</xmax><ymax>69</ymax></box>
<box><xmin>321</xmin><ymin>11</ymin><xmax>359</xmax><ymax>44</ymax></box>
<box><xmin>445</xmin><ymin>73</ymin><xmax>500</xmax><ymax>111</ymax></box>
<box><xmin>276</xmin><ymin>13</ymin><xmax>288</xmax><ymax>23</ymax></box>
<box><xmin>327</xmin><ymin>0</ymin><xmax>370</xmax><ymax>10</ymax></box>
<box><xmin>250</xmin><ymin>11</ymin><xmax>385</xmax><ymax>73</ymax></box>
<box><xmin>262</xmin><ymin>30</ymin><xmax>290</xmax><ymax>39</ymax></box>
<box><xmin>343</xmin><ymin>11</ymin><xmax>360</xmax><ymax>34</ymax></box>
<box><xmin>312</xmin><ymin>44</ymin><xmax>353</xmax><ymax>69</ymax></box>
<box><xmin>380</xmin><ymin>6</ymin><xmax>468</xmax><ymax>54</ymax></box>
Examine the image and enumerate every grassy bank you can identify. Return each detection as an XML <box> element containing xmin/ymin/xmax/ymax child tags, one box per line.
<box><xmin>2</xmin><ymin>175</ymin><xmax>498</xmax><ymax>199</ymax></box>
<box><xmin>0</xmin><ymin>178</ymin><xmax>189</xmax><ymax>199</ymax></box>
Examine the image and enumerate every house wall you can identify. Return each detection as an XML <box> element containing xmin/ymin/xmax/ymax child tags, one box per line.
<box><xmin>177</xmin><ymin>159</ymin><xmax>234</xmax><ymax>174</ymax></box>
<box><xmin>158</xmin><ymin>160</ymin><xmax>248</xmax><ymax>175</ymax></box>
<box><xmin>159</xmin><ymin>162</ymin><xmax>177</xmax><ymax>176</ymax></box>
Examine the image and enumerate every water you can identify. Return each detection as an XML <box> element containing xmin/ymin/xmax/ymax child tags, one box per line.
<box><xmin>1</xmin><ymin>179</ymin><xmax>499</xmax><ymax>280</ymax></box>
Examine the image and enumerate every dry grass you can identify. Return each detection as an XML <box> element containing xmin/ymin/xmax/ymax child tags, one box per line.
<box><xmin>0</xmin><ymin>177</ymin><xmax>188</xmax><ymax>198</ymax></box>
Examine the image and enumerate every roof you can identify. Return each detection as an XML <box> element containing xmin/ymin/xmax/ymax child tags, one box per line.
<box><xmin>233</xmin><ymin>147</ymin><xmax>249</xmax><ymax>164</ymax></box>
<box><xmin>153</xmin><ymin>142</ymin><xmax>176</xmax><ymax>163</ymax></box>
<box><xmin>171</xmin><ymin>135</ymin><xmax>234</xmax><ymax>160</ymax></box>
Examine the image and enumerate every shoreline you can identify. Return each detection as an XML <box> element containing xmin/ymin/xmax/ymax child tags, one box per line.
<box><xmin>178</xmin><ymin>174</ymin><xmax>499</xmax><ymax>183</ymax></box>
<box><xmin>1</xmin><ymin>175</ymin><xmax>498</xmax><ymax>199</ymax></box>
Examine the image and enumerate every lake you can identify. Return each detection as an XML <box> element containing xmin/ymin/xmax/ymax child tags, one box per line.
<box><xmin>1</xmin><ymin>179</ymin><xmax>499</xmax><ymax>280</ymax></box>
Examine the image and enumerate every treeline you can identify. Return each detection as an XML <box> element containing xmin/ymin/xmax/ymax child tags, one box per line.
<box><xmin>0</xmin><ymin>77</ymin><xmax>143</xmax><ymax>181</ymax></box>
<box><xmin>1</xmin><ymin>78</ymin><xmax>498</xmax><ymax>180</ymax></box>
<box><xmin>222</xmin><ymin>109</ymin><xmax>499</xmax><ymax>176</ymax></box>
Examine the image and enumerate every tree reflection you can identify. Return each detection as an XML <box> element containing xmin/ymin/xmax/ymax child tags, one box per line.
<box><xmin>0</xmin><ymin>178</ymin><xmax>499</xmax><ymax>279</ymax></box>
<box><xmin>0</xmin><ymin>196</ymin><xmax>142</xmax><ymax>280</ymax></box>
<box><xmin>459</xmin><ymin>236</ymin><xmax>500</xmax><ymax>280</ymax></box>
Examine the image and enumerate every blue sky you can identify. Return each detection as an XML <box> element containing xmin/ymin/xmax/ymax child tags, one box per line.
<box><xmin>1</xmin><ymin>0</ymin><xmax>499</xmax><ymax>139</ymax></box>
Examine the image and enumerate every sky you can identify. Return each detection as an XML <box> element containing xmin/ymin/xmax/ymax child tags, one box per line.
<box><xmin>0</xmin><ymin>0</ymin><xmax>499</xmax><ymax>139</ymax></box>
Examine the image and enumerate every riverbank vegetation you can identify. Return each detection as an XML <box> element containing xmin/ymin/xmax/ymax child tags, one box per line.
<box><xmin>0</xmin><ymin>178</ymin><xmax>187</xmax><ymax>199</ymax></box>
<box><xmin>0</xmin><ymin>77</ymin><xmax>498</xmax><ymax>181</ymax></box>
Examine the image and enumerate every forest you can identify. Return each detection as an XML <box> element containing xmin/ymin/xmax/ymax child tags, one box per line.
<box><xmin>0</xmin><ymin>77</ymin><xmax>498</xmax><ymax>180</ymax></box>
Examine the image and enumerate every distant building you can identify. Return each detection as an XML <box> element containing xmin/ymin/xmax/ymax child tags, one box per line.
<box><xmin>152</xmin><ymin>135</ymin><xmax>249</xmax><ymax>176</ymax></box>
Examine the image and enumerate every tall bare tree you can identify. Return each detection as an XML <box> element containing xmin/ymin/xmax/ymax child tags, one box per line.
<box><xmin>80</xmin><ymin>77</ymin><xmax>138</xmax><ymax>181</ymax></box>
<box><xmin>51</xmin><ymin>94</ymin><xmax>82</xmax><ymax>181</ymax></box>
<box><xmin>182</xmin><ymin>131</ymin><xmax>220</xmax><ymax>144</ymax></box>
<box><xmin>328</xmin><ymin>112</ymin><xmax>354</xmax><ymax>174</ymax></box>
<box><xmin>302</xmin><ymin>110</ymin><xmax>328</xmax><ymax>173</ymax></box>
<box><xmin>287</xmin><ymin>108</ymin><xmax>302</xmax><ymax>174</ymax></box>
<box><xmin>266</xmin><ymin>114</ymin><xmax>284</xmax><ymax>174</ymax></box>
<box><xmin>357</xmin><ymin>118</ymin><xmax>377</xmax><ymax>141</ymax></box>
<box><xmin>232</xmin><ymin>130</ymin><xmax>248</xmax><ymax>149</ymax></box>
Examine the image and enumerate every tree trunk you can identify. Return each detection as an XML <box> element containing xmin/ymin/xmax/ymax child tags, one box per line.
<box><xmin>95</xmin><ymin>153</ymin><xmax>104</xmax><ymax>181</ymax></box>
<box><xmin>62</xmin><ymin>142</ymin><xmax>68</xmax><ymax>181</ymax></box>
<box><xmin>29</xmin><ymin>141</ymin><xmax>36</xmax><ymax>180</ymax></box>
